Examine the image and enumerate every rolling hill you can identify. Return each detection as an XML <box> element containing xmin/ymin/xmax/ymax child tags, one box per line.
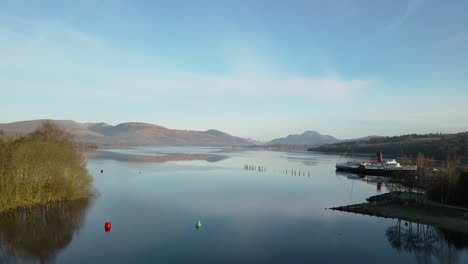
<box><xmin>266</xmin><ymin>131</ymin><xmax>340</xmax><ymax>145</ymax></box>
<box><xmin>0</xmin><ymin>120</ymin><xmax>259</xmax><ymax>147</ymax></box>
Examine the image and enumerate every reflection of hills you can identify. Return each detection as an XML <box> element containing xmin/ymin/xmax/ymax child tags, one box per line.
<box><xmin>386</xmin><ymin>219</ymin><xmax>468</xmax><ymax>263</ymax></box>
<box><xmin>286</xmin><ymin>156</ymin><xmax>321</xmax><ymax>166</ymax></box>
<box><xmin>0</xmin><ymin>198</ymin><xmax>91</xmax><ymax>263</ymax></box>
<box><xmin>205</xmin><ymin>155</ymin><xmax>229</xmax><ymax>163</ymax></box>
<box><xmin>87</xmin><ymin>150</ymin><xmax>227</xmax><ymax>163</ymax></box>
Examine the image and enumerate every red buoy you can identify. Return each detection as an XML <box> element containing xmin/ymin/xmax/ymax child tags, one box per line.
<box><xmin>100</xmin><ymin>169</ymin><xmax>104</xmax><ymax>174</ymax></box>
<box><xmin>104</xmin><ymin>221</ymin><xmax>112</xmax><ymax>232</ymax></box>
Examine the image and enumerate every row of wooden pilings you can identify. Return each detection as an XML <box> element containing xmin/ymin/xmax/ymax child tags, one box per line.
<box><xmin>243</xmin><ymin>164</ymin><xmax>311</xmax><ymax>177</ymax></box>
<box><xmin>244</xmin><ymin>164</ymin><xmax>267</xmax><ymax>172</ymax></box>
<box><xmin>284</xmin><ymin>169</ymin><xmax>310</xmax><ymax>177</ymax></box>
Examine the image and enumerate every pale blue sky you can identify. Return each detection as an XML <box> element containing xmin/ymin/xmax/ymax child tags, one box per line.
<box><xmin>1</xmin><ymin>0</ymin><xmax>467</xmax><ymax>141</ymax></box>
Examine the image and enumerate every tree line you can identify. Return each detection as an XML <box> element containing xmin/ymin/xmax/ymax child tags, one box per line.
<box><xmin>309</xmin><ymin>132</ymin><xmax>468</xmax><ymax>162</ymax></box>
<box><xmin>0</xmin><ymin>122</ymin><xmax>94</xmax><ymax>212</ymax></box>
<box><xmin>393</xmin><ymin>154</ymin><xmax>468</xmax><ymax>207</ymax></box>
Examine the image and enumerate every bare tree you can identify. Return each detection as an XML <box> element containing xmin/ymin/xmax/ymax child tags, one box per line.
<box><xmin>30</xmin><ymin>121</ymin><xmax>73</xmax><ymax>143</ymax></box>
<box><xmin>444</xmin><ymin>156</ymin><xmax>460</xmax><ymax>206</ymax></box>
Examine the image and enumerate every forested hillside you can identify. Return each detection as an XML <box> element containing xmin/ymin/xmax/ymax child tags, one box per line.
<box><xmin>310</xmin><ymin>132</ymin><xmax>468</xmax><ymax>162</ymax></box>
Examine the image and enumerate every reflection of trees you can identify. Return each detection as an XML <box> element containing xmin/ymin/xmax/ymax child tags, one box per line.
<box><xmin>0</xmin><ymin>198</ymin><xmax>91</xmax><ymax>264</ymax></box>
<box><xmin>386</xmin><ymin>219</ymin><xmax>468</xmax><ymax>263</ymax></box>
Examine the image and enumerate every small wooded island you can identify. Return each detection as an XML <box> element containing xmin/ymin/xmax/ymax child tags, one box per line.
<box><xmin>0</xmin><ymin>122</ymin><xmax>94</xmax><ymax>212</ymax></box>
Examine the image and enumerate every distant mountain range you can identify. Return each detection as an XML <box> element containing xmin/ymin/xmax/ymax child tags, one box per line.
<box><xmin>0</xmin><ymin>120</ymin><xmax>261</xmax><ymax>147</ymax></box>
<box><xmin>266</xmin><ymin>131</ymin><xmax>339</xmax><ymax>145</ymax></box>
<box><xmin>0</xmin><ymin>120</ymin><xmax>381</xmax><ymax>147</ymax></box>
<box><xmin>265</xmin><ymin>131</ymin><xmax>379</xmax><ymax>146</ymax></box>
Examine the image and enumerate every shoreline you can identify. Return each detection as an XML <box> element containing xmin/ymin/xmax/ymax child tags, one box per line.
<box><xmin>330</xmin><ymin>196</ymin><xmax>468</xmax><ymax>234</ymax></box>
<box><xmin>0</xmin><ymin>195</ymin><xmax>95</xmax><ymax>215</ymax></box>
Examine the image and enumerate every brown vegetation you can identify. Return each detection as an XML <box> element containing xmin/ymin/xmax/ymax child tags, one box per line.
<box><xmin>397</xmin><ymin>153</ymin><xmax>464</xmax><ymax>206</ymax></box>
<box><xmin>0</xmin><ymin>122</ymin><xmax>94</xmax><ymax>212</ymax></box>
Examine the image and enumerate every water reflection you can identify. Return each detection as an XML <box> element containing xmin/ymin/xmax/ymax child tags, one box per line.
<box><xmin>87</xmin><ymin>150</ymin><xmax>227</xmax><ymax>163</ymax></box>
<box><xmin>0</xmin><ymin>198</ymin><xmax>91</xmax><ymax>263</ymax></box>
<box><xmin>205</xmin><ymin>155</ymin><xmax>229</xmax><ymax>163</ymax></box>
<box><xmin>286</xmin><ymin>156</ymin><xmax>321</xmax><ymax>166</ymax></box>
<box><xmin>335</xmin><ymin>171</ymin><xmax>405</xmax><ymax>193</ymax></box>
<box><xmin>335</xmin><ymin>171</ymin><xmax>363</xmax><ymax>180</ymax></box>
<box><xmin>386</xmin><ymin>219</ymin><xmax>468</xmax><ymax>263</ymax></box>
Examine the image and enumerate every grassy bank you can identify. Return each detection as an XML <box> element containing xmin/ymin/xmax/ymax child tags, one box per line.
<box><xmin>0</xmin><ymin>122</ymin><xmax>94</xmax><ymax>212</ymax></box>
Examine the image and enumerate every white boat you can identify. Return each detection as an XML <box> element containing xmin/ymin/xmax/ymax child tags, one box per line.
<box><xmin>335</xmin><ymin>152</ymin><xmax>417</xmax><ymax>176</ymax></box>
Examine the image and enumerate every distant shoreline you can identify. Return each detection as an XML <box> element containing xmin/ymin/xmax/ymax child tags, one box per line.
<box><xmin>309</xmin><ymin>132</ymin><xmax>468</xmax><ymax>163</ymax></box>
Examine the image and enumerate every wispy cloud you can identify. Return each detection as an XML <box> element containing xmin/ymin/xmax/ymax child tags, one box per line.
<box><xmin>0</xmin><ymin>18</ymin><xmax>111</xmax><ymax>73</ymax></box>
<box><xmin>111</xmin><ymin>73</ymin><xmax>373</xmax><ymax>99</ymax></box>
<box><xmin>354</xmin><ymin>99</ymin><xmax>468</xmax><ymax>132</ymax></box>
<box><xmin>0</xmin><ymin>15</ymin><xmax>373</xmax><ymax>100</ymax></box>
<box><xmin>429</xmin><ymin>31</ymin><xmax>468</xmax><ymax>49</ymax></box>
<box><xmin>385</xmin><ymin>0</ymin><xmax>425</xmax><ymax>30</ymax></box>
<box><xmin>38</xmin><ymin>71</ymin><xmax>372</xmax><ymax>101</ymax></box>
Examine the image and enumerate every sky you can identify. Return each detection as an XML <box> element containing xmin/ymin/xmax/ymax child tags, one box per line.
<box><xmin>1</xmin><ymin>0</ymin><xmax>468</xmax><ymax>141</ymax></box>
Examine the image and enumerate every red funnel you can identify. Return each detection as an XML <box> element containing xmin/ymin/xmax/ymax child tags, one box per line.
<box><xmin>377</xmin><ymin>152</ymin><xmax>383</xmax><ymax>163</ymax></box>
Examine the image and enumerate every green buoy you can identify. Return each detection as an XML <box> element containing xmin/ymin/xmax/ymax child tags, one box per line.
<box><xmin>196</xmin><ymin>220</ymin><xmax>202</xmax><ymax>230</ymax></box>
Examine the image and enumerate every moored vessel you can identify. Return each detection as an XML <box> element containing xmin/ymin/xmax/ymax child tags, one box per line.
<box><xmin>335</xmin><ymin>152</ymin><xmax>417</xmax><ymax>176</ymax></box>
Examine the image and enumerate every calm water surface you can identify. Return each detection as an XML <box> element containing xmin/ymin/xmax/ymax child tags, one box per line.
<box><xmin>1</xmin><ymin>148</ymin><xmax>467</xmax><ymax>263</ymax></box>
<box><xmin>103</xmin><ymin>146</ymin><xmax>224</xmax><ymax>156</ymax></box>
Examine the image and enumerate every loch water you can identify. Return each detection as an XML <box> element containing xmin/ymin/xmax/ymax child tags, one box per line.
<box><xmin>1</xmin><ymin>148</ymin><xmax>467</xmax><ymax>264</ymax></box>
